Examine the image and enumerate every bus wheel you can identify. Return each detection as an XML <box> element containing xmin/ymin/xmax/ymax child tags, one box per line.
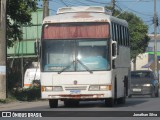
<box><xmin>49</xmin><ymin>99</ymin><xmax>58</xmax><ymax>108</ymax></box>
<box><xmin>117</xmin><ymin>97</ymin><xmax>126</xmax><ymax>104</ymax></box>
<box><xmin>105</xmin><ymin>98</ymin><xmax>114</xmax><ymax>107</ymax></box>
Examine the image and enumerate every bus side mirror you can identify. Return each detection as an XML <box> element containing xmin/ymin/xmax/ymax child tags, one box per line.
<box><xmin>112</xmin><ymin>41</ymin><xmax>117</xmax><ymax>60</ymax></box>
<box><xmin>34</xmin><ymin>39</ymin><xmax>40</xmax><ymax>56</ymax></box>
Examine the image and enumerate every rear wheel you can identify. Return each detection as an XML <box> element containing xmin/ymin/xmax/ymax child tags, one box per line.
<box><xmin>117</xmin><ymin>97</ymin><xmax>126</xmax><ymax>104</ymax></box>
<box><xmin>49</xmin><ymin>99</ymin><xmax>58</xmax><ymax>108</ymax></box>
<box><xmin>105</xmin><ymin>98</ymin><xmax>114</xmax><ymax>107</ymax></box>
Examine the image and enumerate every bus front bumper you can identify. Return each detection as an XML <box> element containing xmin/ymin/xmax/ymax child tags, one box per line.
<box><xmin>41</xmin><ymin>91</ymin><xmax>112</xmax><ymax>100</ymax></box>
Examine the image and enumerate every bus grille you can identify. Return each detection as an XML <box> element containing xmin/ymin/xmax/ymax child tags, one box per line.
<box><xmin>65</xmin><ymin>86</ymin><xmax>87</xmax><ymax>91</ymax></box>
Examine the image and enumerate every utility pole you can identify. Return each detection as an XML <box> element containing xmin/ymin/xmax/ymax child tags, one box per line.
<box><xmin>111</xmin><ymin>0</ymin><xmax>115</xmax><ymax>16</ymax></box>
<box><xmin>154</xmin><ymin>0</ymin><xmax>158</xmax><ymax>78</ymax></box>
<box><xmin>0</xmin><ymin>0</ymin><xmax>6</xmax><ymax>99</ymax></box>
<box><xmin>43</xmin><ymin>0</ymin><xmax>49</xmax><ymax>19</ymax></box>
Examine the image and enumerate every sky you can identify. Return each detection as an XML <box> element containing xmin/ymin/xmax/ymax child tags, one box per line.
<box><xmin>38</xmin><ymin>0</ymin><xmax>160</xmax><ymax>34</ymax></box>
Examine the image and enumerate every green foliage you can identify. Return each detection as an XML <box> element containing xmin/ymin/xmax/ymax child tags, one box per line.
<box><xmin>7</xmin><ymin>0</ymin><xmax>38</xmax><ymax>47</ymax></box>
<box><xmin>106</xmin><ymin>7</ymin><xmax>150</xmax><ymax>60</ymax></box>
<box><xmin>0</xmin><ymin>99</ymin><xmax>7</xmax><ymax>103</ymax></box>
<box><xmin>13</xmin><ymin>86</ymin><xmax>41</xmax><ymax>101</ymax></box>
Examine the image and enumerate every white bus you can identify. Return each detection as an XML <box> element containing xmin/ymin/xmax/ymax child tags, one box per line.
<box><xmin>40</xmin><ymin>6</ymin><xmax>130</xmax><ymax>108</ymax></box>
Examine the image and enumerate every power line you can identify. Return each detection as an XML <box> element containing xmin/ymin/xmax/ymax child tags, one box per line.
<box><xmin>60</xmin><ymin>0</ymin><xmax>68</xmax><ymax>7</ymax></box>
<box><xmin>84</xmin><ymin>0</ymin><xmax>110</xmax><ymax>5</ymax></box>
<box><xmin>117</xmin><ymin>0</ymin><xmax>153</xmax><ymax>2</ymax></box>
<box><xmin>116</xmin><ymin>1</ymin><xmax>153</xmax><ymax>17</ymax></box>
<box><xmin>76</xmin><ymin>0</ymin><xmax>90</xmax><ymax>6</ymax></box>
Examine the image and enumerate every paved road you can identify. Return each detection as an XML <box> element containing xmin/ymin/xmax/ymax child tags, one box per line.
<box><xmin>1</xmin><ymin>96</ymin><xmax>160</xmax><ymax>111</ymax></box>
<box><xmin>1</xmin><ymin>95</ymin><xmax>160</xmax><ymax>120</ymax></box>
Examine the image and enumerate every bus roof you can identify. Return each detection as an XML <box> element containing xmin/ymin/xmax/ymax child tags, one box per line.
<box><xmin>57</xmin><ymin>6</ymin><xmax>108</xmax><ymax>14</ymax></box>
<box><xmin>43</xmin><ymin>6</ymin><xmax>128</xmax><ymax>27</ymax></box>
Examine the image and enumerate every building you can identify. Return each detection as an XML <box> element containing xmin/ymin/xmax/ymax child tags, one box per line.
<box><xmin>7</xmin><ymin>9</ymin><xmax>43</xmax><ymax>58</ymax></box>
<box><xmin>131</xmin><ymin>34</ymin><xmax>160</xmax><ymax>71</ymax></box>
<box><xmin>131</xmin><ymin>53</ymin><xmax>149</xmax><ymax>70</ymax></box>
<box><xmin>147</xmin><ymin>34</ymin><xmax>160</xmax><ymax>60</ymax></box>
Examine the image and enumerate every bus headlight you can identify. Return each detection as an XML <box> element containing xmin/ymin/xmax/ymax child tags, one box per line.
<box><xmin>45</xmin><ymin>87</ymin><xmax>53</xmax><ymax>91</ymax></box>
<box><xmin>100</xmin><ymin>86</ymin><xmax>111</xmax><ymax>91</ymax></box>
<box><xmin>89</xmin><ymin>85</ymin><xmax>112</xmax><ymax>91</ymax></box>
<box><xmin>89</xmin><ymin>85</ymin><xmax>99</xmax><ymax>91</ymax></box>
<box><xmin>53</xmin><ymin>86</ymin><xmax>63</xmax><ymax>91</ymax></box>
<box><xmin>42</xmin><ymin>86</ymin><xmax>63</xmax><ymax>92</ymax></box>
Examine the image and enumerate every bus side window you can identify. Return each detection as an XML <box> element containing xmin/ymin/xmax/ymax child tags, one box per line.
<box><xmin>126</xmin><ymin>28</ymin><xmax>129</xmax><ymax>46</ymax></box>
<box><xmin>123</xmin><ymin>26</ymin><xmax>126</xmax><ymax>46</ymax></box>
<box><xmin>112</xmin><ymin>22</ymin><xmax>115</xmax><ymax>41</ymax></box>
<box><xmin>121</xmin><ymin>26</ymin><xmax>124</xmax><ymax>46</ymax></box>
<box><xmin>127</xmin><ymin>28</ymin><xmax>130</xmax><ymax>46</ymax></box>
<box><xmin>117</xmin><ymin>25</ymin><xmax>119</xmax><ymax>45</ymax></box>
<box><xmin>124</xmin><ymin>27</ymin><xmax>128</xmax><ymax>46</ymax></box>
<box><xmin>115</xmin><ymin>24</ymin><xmax>118</xmax><ymax>43</ymax></box>
<box><xmin>125</xmin><ymin>27</ymin><xmax>127</xmax><ymax>46</ymax></box>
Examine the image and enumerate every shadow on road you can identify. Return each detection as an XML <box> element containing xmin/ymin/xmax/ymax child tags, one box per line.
<box><xmin>58</xmin><ymin>98</ymin><xmax>149</xmax><ymax>108</ymax></box>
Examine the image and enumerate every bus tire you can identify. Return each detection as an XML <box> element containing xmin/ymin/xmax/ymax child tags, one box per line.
<box><xmin>105</xmin><ymin>98</ymin><xmax>114</xmax><ymax>107</ymax></box>
<box><xmin>117</xmin><ymin>97</ymin><xmax>126</xmax><ymax>104</ymax></box>
<box><xmin>49</xmin><ymin>99</ymin><xmax>58</xmax><ymax>108</ymax></box>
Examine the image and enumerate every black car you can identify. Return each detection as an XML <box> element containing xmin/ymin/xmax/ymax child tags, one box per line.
<box><xmin>129</xmin><ymin>70</ymin><xmax>159</xmax><ymax>97</ymax></box>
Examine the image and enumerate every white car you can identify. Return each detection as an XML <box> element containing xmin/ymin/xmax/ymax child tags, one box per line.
<box><xmin>24</xmin><ymin>68</ymin><xmax>40</xmax><ymax>88</ymax></box>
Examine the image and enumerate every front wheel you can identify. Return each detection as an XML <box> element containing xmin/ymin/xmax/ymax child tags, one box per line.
<box><xmin>49</xmin><ymin>99</ymin><xmax>58</xmax><ymax>108</ymax></box>
<box><xmin>105</xmin><ymin>98</ymin><xmax>114</xmax><ymax>107</ymax></box>
<box><xmin>155</xmin><ymin>89</ymin><xmax>159</xmax><ymax>98</ymax></box>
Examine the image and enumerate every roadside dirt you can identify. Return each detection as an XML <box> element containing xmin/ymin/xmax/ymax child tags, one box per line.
<box><xmin>0</xmin><ymin>100</ymin><xmax>48</xmax><ymax>111</ymax></box>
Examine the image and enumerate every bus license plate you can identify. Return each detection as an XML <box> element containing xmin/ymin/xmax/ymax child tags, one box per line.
<box><xmin>70</xmin><ymin>90</ymin><xmax>81</xmax><ymax>94</ymax></box>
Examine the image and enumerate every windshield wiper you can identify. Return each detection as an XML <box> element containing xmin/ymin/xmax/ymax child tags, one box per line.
<box><xmin>77</xmin><ymin>59</ymin><xmax>93</xmax><ymax>74</ymax></box>
<box><xmin>58</xmin><ymin>61</ymin><xmax>75</xmax><ymax>74</ymax></box>
<box><xmin>58</xmin><ymin>60</ymin><xmax>93</xmax><ymax>74</ymax></box>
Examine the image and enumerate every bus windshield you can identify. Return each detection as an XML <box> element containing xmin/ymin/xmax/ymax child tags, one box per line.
<box><xmin>42</xmin><ymin>39</ymin><xmax>110</xmax><ymax>72</ymax></box>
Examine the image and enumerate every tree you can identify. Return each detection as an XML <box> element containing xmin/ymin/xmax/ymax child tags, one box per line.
<box><xmin>6</xmin><ymin>0</ymin><xmax>38</xmax><ymax>47</ymax></box>
<box><xmin>106</xmin><ymin>7</ymin><xmax>150</xmax><ymax>70</ymax></box>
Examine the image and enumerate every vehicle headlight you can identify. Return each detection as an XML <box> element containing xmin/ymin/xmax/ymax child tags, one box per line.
<box><xmin>42</xmin><ymin>86</ymin><xmax>63</xmax><ymax>91</ymax></box>
<box><xmin>143</xmin><ymin>84</ymin><xmax>152</xmax><ymax>87</ymax></box>
<box><xmin>89</xmin><ymin>85</ymin><xmax>112</xmax><ymax>91</ymax></box>
<box><xmin>45</xmin><ymin>87</ymin><xmax>53</xmax><ymax>91</ymax></box>
<box><xmin>89</xmin><ymin>85</ymin><xmax>99</xmax><ymax>91</ymax></box>
<box><xmin>100</xmin><ymin>85</ymin><xmax>112</xmax><ymax>91</ymax></box>
<box><xmin>53</xmin><ymin>86</ymin><xmax>63</xmax><ymax>91</ymax></box>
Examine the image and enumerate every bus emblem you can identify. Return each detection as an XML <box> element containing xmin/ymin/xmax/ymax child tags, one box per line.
<box><xmin>73</xmin><ymin>80</ymin><xmax>78</xmax><ymax>85</ymax></box>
